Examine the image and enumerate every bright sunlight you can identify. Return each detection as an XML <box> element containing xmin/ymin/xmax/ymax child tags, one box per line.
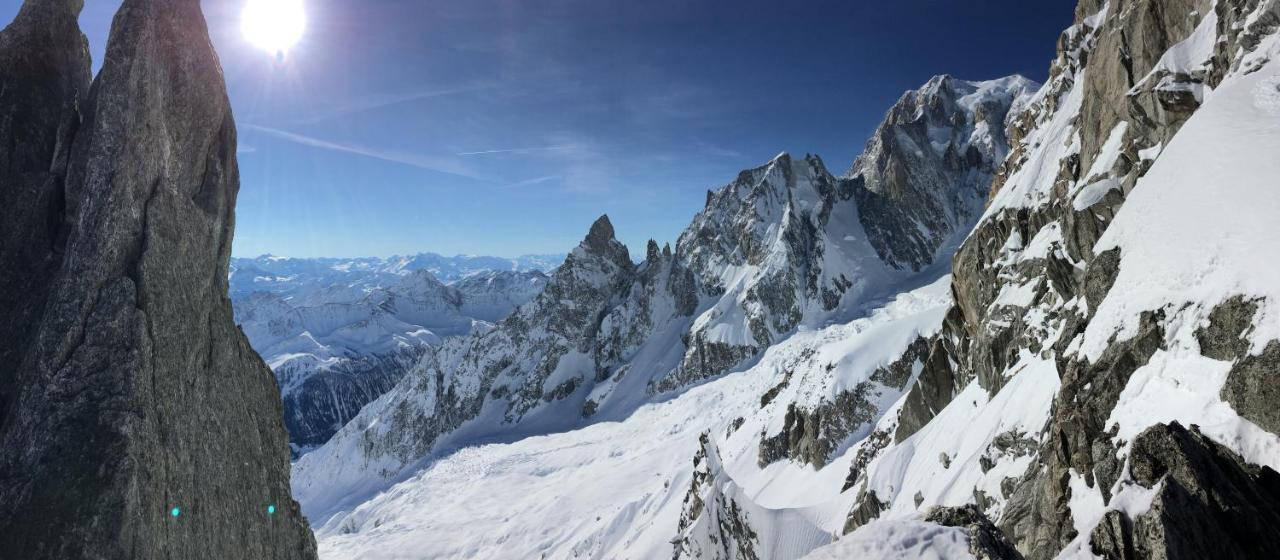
<box><xmin>241</xmin><ymin>0</ymin><xmax>306</xmax><ymax>55</ymax></box>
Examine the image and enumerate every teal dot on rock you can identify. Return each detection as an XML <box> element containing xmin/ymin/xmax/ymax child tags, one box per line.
<box><xmin>170</xmin><ymin>507</ymin><xmax>181</xmax><ymax>518</ymax></box>
<box><xmin>267</xmin><ymin>504</ymin><xmax>276</xmax><ymax>515</ymax></box>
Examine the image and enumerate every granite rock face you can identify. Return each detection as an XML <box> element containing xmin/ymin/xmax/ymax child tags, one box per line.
<box><xmin>0</xmin><ymin>0</ymin><xmax>90</xmax><ymax>437</ymax></box>
<box><xmin>0</xmin><ymin>0</ymin><xmax>316</xmax><ymax>557</ymax></box>
<box><xmin>1089</xmin><ymin>422</ymin><xmax>1280</xmax><ymax>560</ymax></box>
<box><xmin>673</xmin><ymin>433</ymin><xmax>763</xmax><ymax>560</ymax></box>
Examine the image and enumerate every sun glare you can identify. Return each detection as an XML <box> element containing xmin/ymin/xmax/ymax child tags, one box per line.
<box><xmin>242</xmin><ymin>0</ymin><xmax>307</xmax><ymax>55</ymax></box>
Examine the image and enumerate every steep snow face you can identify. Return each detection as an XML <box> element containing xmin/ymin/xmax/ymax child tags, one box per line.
<box><xmin>303</xmin><ymin>278</ymin><xmax>953</xmax><ymax>559</ymax></box>
<box><xmin>835</xmin><ymin>2</ymin><xmax>1280</xmax><ymax>559</ymax></box>
<box><xmin>800</xmin><ymin>519</ymin><xmax>973</xmax><ymax>560</ymax></box>
<box><xmin>654</xmin><ymin>75</ymin><xmax>1034</xmax><ymax>392</ymax></box>
<box><xmin>291</xmin><ymin>73</ymin><xmax>1034</xmax><ymax>531</ymax></box>
<box><xmin>652</xmin><ymin>153</ymin><xmax>909</xmax><ymax>394</ymax></box>
<box><xmin>233</xmin><ymin>268</ymin><xmax>549</xmax><ymax>452</ymax></box>
<box><xmin>849</xmin><ymin>75</ymin><xmax>1038</xmax><ymax>271</ymax></box>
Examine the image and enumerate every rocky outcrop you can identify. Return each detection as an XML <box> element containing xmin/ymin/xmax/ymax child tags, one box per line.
<box><xmin>759</xmin><ymin>336</ymin><xmax>930</xmax><ymax>468</ymax></box>
<box><xmin>0</xmin><ymin>0</ymin><xmax>90</xmax><ymax>438</ymax></box>
<box><xmin>894</xmin><ymin>326</ymin><xmax>962</xmax><ymax>442</ymax></box>
<box><xmin>1089</xmin><ymin>422</ymin><xmax>1280</xmax><ymax>559</ymax></box>
<box><xmin>673</xmin><ymin>433</ymin><xmax>763</xmax><ymax>560</ymax></box>
<box><xmin>860</xmin><ymin>1</ymin><xmax>1280</xmax><ymax>559</ymax></box>
<box><xmin>1000</xmin><ymin>309</ymin><xmax>1166</xmax><ymax>555</ymax></box>
<box><xmin>924</xmin><ymin>505</ymin><xmax>1024</xmax><ymax>560</ymax></box>
<box><xmin>0</xmin><ymin>0</ymin><xmax>316</xmax><ymax>557</ymax></box>
<box><xmin>1221</xmin><ymin>340</ymin><xmax>1280</xmax><ymax>436</ymax></box>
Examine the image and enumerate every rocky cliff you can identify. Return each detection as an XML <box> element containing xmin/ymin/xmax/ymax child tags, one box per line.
<box><xmin>0</xmin><ymin>0</ymin><xmax>316</xmax><ymax>557</ymax></box>
<box><xmin>0</xmin><ymin>0</ymin><xmax>90</xmax><ymax>444</ymax></box>
<box><xmin>835</xmin><ymin>0</ymin><xmax>1280</xmax><ymax>558</ymax></box>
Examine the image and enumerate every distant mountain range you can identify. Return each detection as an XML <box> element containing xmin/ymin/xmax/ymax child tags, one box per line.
<box><xmin>229</xmin><ymin>252</ymin><xmax>564</xmax><ymax>299</ymax></box>
<box><xmin>229</xmin><ymin>254</ymin><xmax>562</xmax><ymax>454</ymax></box>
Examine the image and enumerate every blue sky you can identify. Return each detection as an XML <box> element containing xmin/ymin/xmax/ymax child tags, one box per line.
<box><xmin>3</xmin><ymin>0</ymin><xmax>1076</xmax><ymax>258</ymax></box>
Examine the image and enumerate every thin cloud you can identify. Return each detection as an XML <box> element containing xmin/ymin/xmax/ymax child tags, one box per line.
<box><xmin>300</xmin><ymin>83</ymin><xmax>494</xmax><ymax>124</ymax></box>
<box><xmin>503</xmin><ymin>175</ymin><xmax>560</xmax><ymax>188</ymax></box>
<box><xmin>457</xmin><ymin>146</ymin><xmax>572</xmax><ymax>156</ymax></box>
<box><xmin>695</xmin><ymin>139</ymin><xmax>742</xmax><ymax>159</ymax></box>
<box><xmin>245</xmin><ymin>124</ymin><xmax>479</xmax><ymax>179</ymax></box>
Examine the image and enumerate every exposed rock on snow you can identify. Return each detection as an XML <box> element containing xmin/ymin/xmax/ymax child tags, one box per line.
<box><xmin>923</xmin><ymin>505</ymin><xmax>1023</xmax><ymax>560</ymax></box>
<box><xmin>1089</xmin><ymin>422</ymin><xmax>1280</xmax><ymax>559</ymax></box>
<box><xmin>848</xmin><ymin>1</ymin><xmax>1280</xmax><ymax>559</ymax></box>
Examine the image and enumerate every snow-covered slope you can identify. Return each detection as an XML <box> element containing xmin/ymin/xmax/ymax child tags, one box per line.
<box><xmin>292</xmin><ymin>72</ymin><xmax>1035</xmax><ymax>532</ymax></box>
<box><xmin>233</xmin><ymin>266</ymin><xmax>550</xmax><ymax>452</ymax></box>
<box><xmin>836</xmin><ymin>1</ymin><xmax>1280</xmax><ymax>559</ymax></box>
<box><xmin>298</xmin><ymin>2</ymin><xmax>1280</xmax><ymax>557</ymax></box>
<box><xmin>309</xmin><ymin>277</ymin><xmax>953</xmax><ymax>559</ymax></box>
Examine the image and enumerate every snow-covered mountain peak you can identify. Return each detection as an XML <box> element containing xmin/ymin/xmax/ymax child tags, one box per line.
<box><xmin>387</xmin><ymin>268</ymin><xmax>449</xmax><ymax>295</ymax></box>
<box><xmin>577</xmin><ymin>213</ymin><xmax>630</xmax><ymax>263</ymax></box>
<box><xmin>846</xmin><ymin>73</ymin><xmax>1037</xmax><ymax>271</ymax></box>
<box><xmin>292</xmin><ymin>71</ymin><xmax>1023</xmax><ymax>519</ymax></box>
<box><xmin>543</xmin><ymin>215</ymin><xmax>634</xmax><ymax>316</ymax></box>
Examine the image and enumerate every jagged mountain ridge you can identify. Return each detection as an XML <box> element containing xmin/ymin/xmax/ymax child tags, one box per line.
<box><xmin>297</xmin><ymin>0</ymin><xmax>1280</xmax><ymax>558</ymax></box>
<box><xmin>233</xmin><ymin>267</ymin><xmax>550</xmax><ymax>451</ymax></box>
<box><xmin>292</xmin><ymin>73</ymin><xmax>1036</xmax><ymax>529</ymax></box>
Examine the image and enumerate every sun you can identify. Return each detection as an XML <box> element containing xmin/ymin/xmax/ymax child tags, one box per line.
<box><xmin>242</xmin><ymin>0</ymin><xmax>307</xmax><ymax>55</ymax></box>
